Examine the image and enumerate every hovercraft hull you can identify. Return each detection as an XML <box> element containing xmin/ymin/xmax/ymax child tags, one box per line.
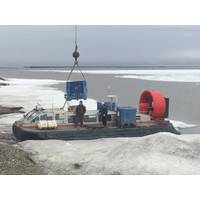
<box><xmin>13</xmin><ymin>123</ymin><xmax>180</xmax><ymax>141</ymax></box>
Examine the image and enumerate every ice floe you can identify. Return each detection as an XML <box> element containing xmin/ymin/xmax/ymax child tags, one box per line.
<box><xmin>34</xmin><ymin>69</ymin><xmax>200</xmax><ymax>83</ymax></box>
<box><xmin>170</xmin><ymin>120</ymin><xmax>196</xmax><ymax>130</ymax></box>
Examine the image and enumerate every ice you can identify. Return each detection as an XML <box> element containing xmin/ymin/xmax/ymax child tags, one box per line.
<box><xmin>0</xmin><ymin>78</ymin><xmax>65</xmax><ymax>109</ymax></box>
<box><xmin>114</xmin><ymin>70</ymin><xmax>200</xmax><ymax>82</ymax></box>
<box><xmin>170</xmin><ymin>120</ymin><xmax>196</xmax><ymax>130</ymax></box>
<box><xmin>0</xmin><ymin>78</ymin><xmax>97</xmax><ymax>126</ymax></box>
<box><xmin>19</xmin><ymin>132</ymin><xmax>200</xmax><ymax>174</ymax></box>
<box><xmin>34</xmin><ymin>69</ymin><xmax>200</xmax><ymax>82</ymax></box>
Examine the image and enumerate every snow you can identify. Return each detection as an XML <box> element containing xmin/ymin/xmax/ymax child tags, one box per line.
<box><xmin>0</xmin><ymin>114</ymin><xmax>22</xmax><ymax>127</ymax></box>
<box><xmin>19</xmin><ymin>132</ymin><xmax>200</xmax><ymax>174</ymax></box>
<box><xmin>34</xmin><ymin>69</ymin><xmax>200</xmax><ymax>82</ymax></box>
<box><xmin>0</xmin><ymin>78</ymin><xmax>65</xmax><ymax>109</ymax></box>
<box><xmin>0</xmin><ymin>78</ymin><xmax>96</xmax><ymax>110</ymax></box>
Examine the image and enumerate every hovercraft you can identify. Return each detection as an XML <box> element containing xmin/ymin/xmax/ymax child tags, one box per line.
<box><xmin>12</xmin><ymin>27</ymin><xmax>179</xmax><ymax>141</ymax></box>
<box><xmin>12</xmin><ymin>89</ymin><xmax>179</xmax><ymax>141</ymax></box>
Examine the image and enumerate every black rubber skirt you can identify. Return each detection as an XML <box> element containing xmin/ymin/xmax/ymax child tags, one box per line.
<box><xmin>12</xmin><ymin>122</ymin><xmax>180</xmax><ymax>141</ymax></box>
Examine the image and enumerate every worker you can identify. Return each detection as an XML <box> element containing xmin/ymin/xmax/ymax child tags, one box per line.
<box><xmin>75</xmin><ymin>101</ymin><xmax>86</xmax><ymax>127</ymax></box>
<box><xmin>100</xmin><ymin>103</ymin><xmax>108</xmax><ymax>127</ymax></box>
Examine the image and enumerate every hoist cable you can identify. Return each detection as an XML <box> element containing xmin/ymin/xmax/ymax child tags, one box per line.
<box><xmin>77</xmin><ymin>63</ymin><xmax>86</xmax><ymax>80</ymax></box>
<box><xmin>66</xmin><ymin>25</ymin><xmax>86</xmax><ymax>81</ymax></box>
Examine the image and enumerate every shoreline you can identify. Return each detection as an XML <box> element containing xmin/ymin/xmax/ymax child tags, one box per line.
<box><xmin>0</xmin><ymin>141</ymin><xmax>46</xmax><ymax>175</ymax></box>
<box><xmin>0</xmin><ymin>83</ymin><xmax>45</xmax><ymax>174</ymax></box>
<box><xmin>0</xmin><ymin>105</ymin><xmax>24</xmax><ymax>115</ymax></box>
<box><xmin>0</xmin><ymin>76</ymin><xmax>9</xmax><ymax>86</ymax></box>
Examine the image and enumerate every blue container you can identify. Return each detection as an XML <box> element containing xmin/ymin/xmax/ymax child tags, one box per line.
<box><xmin>117</xmin><ymin>107</ymin><xmax>137</xmax><ymax>128</ymax></box>
<box><xmin>104</xmin><ymin>102</ymin><xmax>117</xmax><ymax>111</ymax></box>
<box><xmin>66</xmin><ymin>80</ymin><xmax>87</xmax><ymax>101</ymax></box>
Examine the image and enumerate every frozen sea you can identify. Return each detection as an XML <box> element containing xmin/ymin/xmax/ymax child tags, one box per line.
<box><xmin>0</xmin><ymin>66</ymin><xmax>200</xmax><ymax>134</ymax></box>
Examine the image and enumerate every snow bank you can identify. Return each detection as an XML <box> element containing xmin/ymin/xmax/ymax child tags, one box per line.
<box><xmin>34</xmin><ymin>69</ymin><xmax>200</xmax><ymax>83</ymax></box>
<box><xmin>19</xmin><ymin>132</ymin><xmax>200</xmax><ymax>174</ymax></box>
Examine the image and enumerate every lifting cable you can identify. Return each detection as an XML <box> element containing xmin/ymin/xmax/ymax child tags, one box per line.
<box><xmin>67</xmin><ymin>26</ymin><xmax>86</xmax><ymax>81</ymax></box>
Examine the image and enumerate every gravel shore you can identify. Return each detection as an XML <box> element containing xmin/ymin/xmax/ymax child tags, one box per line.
<box><xmin>0</xmin><ymin>142</ymin><xmax>46</xmax><ymax>175</ymax></box>
<box><xmin>0</xmin><ymin>78</ymin><xmax>44</xmax><ymax>174</ymax></box>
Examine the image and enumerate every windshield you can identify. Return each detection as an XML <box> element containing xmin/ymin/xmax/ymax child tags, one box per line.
<box><xmin>27</xmin><ymin>112</ymin><xmax>38</xmax><ymax>121</ymax></box>
<box><xmin>24</xmin><ymin>111</ymin><xmax>33</xmax><ymax>119</ymax></box>
<box><xmin>31</xmin><ymin>115</ymin><xmax>39</xmax><ymax>123</ymax></box>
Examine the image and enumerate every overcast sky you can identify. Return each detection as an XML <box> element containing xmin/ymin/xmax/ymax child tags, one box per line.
<box><xmin>1</xmin><ymin>25</ymin><xmax>200</xmax><ymax>67</ymax></box>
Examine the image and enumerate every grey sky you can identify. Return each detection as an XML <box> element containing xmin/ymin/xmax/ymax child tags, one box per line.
<box><xmin>1</xmin><ymin>25</ymin><xmax>200</xmax><ymax>67</ymax></box>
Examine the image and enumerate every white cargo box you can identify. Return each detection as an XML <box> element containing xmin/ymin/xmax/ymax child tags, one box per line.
<box><xmin>37</xmin><ymin>120</ymin><xmax>57</xmax><ymax>129</ymax></box>
<box><xmin>47</xmin><ymin>120</ymin><xmax>57</xmax><ymax>129</ymax></box>
<box><xmin>37</xmin><ymin>120</ymin><xmax>48</xmax><ymax>129</ymax></box>
<box><xmin>136</xmin><ymin>114</ymin><xmax>151</xmax><ymax>122</ymax></box>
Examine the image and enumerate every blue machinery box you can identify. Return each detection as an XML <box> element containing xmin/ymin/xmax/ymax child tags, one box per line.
<box><xmin>117</xmin><ymin>107</ymin><xmax>137</xmax><ymax>128</ymax></box>
<box><xmin>66</xmin><ymin>80</ymin><xmax>88</xmax><ymax>101</ymax></box>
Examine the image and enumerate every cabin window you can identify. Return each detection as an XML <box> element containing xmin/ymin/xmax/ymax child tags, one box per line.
<box><xmin>55</xmin><ymin>114</ymin><xmax>60</xmax><ymax>120</ymax></box>
<box><xmin>68</xmin><ymin>116</ymin><xmax>76</xmax><ymax>123</ymax></box>
<box><xmin>68</xmin><ymin>116</ymin><xmax>75</xmax><ymax>123</ymax></box>
<box><xmin>47</xmin><ymin>116</ymin><xmax>53</xmax><ymax>120</ymax></box>
<box><xmin>84</xmin><ymin>115</ymin><xmax>97</xmax><ymax>122</ymax></box>
<box><xmin>55</xmin><ymin>114</ymin><xmax>64</xmax><ymax>120</ymax></box>
<box><xmin>40</xmin><ymin>114</ymin><xmax>47</xmax><ymax>120</ymax></box>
